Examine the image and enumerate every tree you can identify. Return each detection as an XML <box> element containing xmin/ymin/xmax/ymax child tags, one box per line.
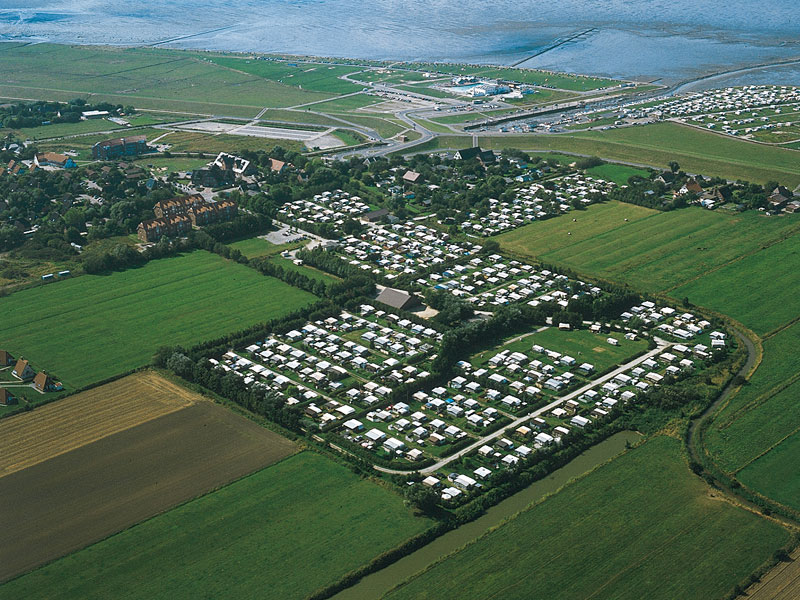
<box><xmin>669</xmin><ymin>161</ymin><xmax>680</xmax><ymax>174</ymax></box>
<box><xmin>404</xmin><ymin>484</ymin><xmax>439</xmax><ymax>514</ymax></box>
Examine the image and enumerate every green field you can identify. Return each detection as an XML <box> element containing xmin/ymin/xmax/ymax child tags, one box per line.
<box><xmin>268</xmin><ymin>256</ymin><xmax>339</xmax><ymax>284</ymax></box>
<box><xmin>386</xmin><ymin>436</ymin><xmax>789</xmax><ymax>600</ymax></box>
<box><xmin>497</xmin><ymin>202</ymin><xmax>800</xmax><ymax>293</ymax></box>
<box><xmin>203</xmin><ymin>57</ymin><xmax>363</xmax><ymax>94</ymax></box>
<box><xmin>477</xmin><ymin>123</ymin><xmax>800</xmax><ymax>187</ymax></box>
<box><xmin>0</xmin><ymin>452</ymin><xmax>432</xmax><ymax>600</ymax></box>
<box><xmin>0</xmin><ymin>44</ymin><xmax>334</xmax><ymax>117</ymax></box>
<box><xmin>526</xmin><ymin>328</ymin><xmax>648</xmax><ymax>372</ymax></box>
<box><xmin>738</xmin><ymin>431</ymin><xmax>800</xmax><ymax>512</ymax></box>
<box><xmin>0</xmin><ymin>251</ymin><xmax>316</xmax><ymax>388</ymax></box>
<box><xmin>228</xmin><ymin>236</ymin><xmax>287</xmax><ymax>258</ymax></box>
<box><xmin>585</xmin><ymin>163</ymin><xmax>651</xmax><ymax>185</ymax></box>
<box><xmin>705</xmin><ymin>321</ymin><xmax>800</xmax><ymax>475</ymax></box>
<box><xmin>671</xmin><ymin>234</ymin><xmax>800</xmax><ymax>336</ymax></box>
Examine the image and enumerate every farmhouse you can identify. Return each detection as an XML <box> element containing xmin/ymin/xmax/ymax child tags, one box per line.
<box><xmin>0</xmin><ymin>388</ymin><xmax>17</xmax><ymax>406</ymax></box>
<box><xmin>12</xmin><ymin>358</ymin><xmax>35</xmax><ymax>381</ymax></box>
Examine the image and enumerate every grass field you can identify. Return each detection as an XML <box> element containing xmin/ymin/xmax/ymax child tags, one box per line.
<box><xmin>526</xmin><ymin>328</ymin><xmax>648</xmax><ymax>372</ymax></box>
<box><xmin>738</xmin><ymin>431</ymin><xmax>800</xmax><ymax>512</ymax></box>
<box><xmin>0</xmin><ymin>451</ymin><xmax>432</xmax><ymax>600</ymax></box>
<box><xmin>156</xmin><ymin>129</ymin><xmax>307</xmax><ymax>155</ymax></box>
<box><xmin>477</xmin><ymin>123</ymin><xmax>800</xmax><ymax>187</ymax></box>
<box><xmin>0</xmin><ymin>44</ymin><xmax>335</xmax><ymax>117</ymax></box>
<box><xmin>385</xmin><ymin>436</ymin><xmax>789</xmax><ymax>600</ymax></box>
<box><xmin>0</xmin><ymin>372</ymin><xmax>296</xmax><ymax>582</ymax></box>
<box><xmin>228</xmin><ymin>236</ymin><xmax>288</xmax><ymax>258</ymax></box>
<box><xmin>586</xmin><ymin>163</ymin><xmax>651</xmax><ymax>185</ymax></box>
<box><xmin>671</xmin><ymin>234</ymin><xmax>800</xmax><ymax>335</ymax></box>
<box><xmin>497</xmin><ymin>202</ymin><xmax>800</xmax><ymax>293</ymax></box>
<box><xmin>0</xmin><ymin>251</ymin><xmax>316</xmax><ymax>388</ymax></box>
<box><xmin>705</xmin><ymin>321</ymin><xmax>800</xmax><ymax>476</ymax></box>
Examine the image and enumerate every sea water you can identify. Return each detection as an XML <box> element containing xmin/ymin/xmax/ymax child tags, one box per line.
<box><xmin>0</xmin><ymin>0</ymin><xmax>798</xmax><ymax>83</ymax></box>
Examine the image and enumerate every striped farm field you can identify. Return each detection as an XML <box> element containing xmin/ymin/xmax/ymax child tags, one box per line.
<box><xmin>0</xmin><ymin>251</ymin><xmax>316</xmax><ymax>389</ymax></box>
<box><xmin>0</xmin><ymin>372</ymin><xmax>194</xmax><ymax>478</ymax></box>
<box><xmin>0</xmin><ymin>372</ymin><xmax>297</xmax><ymax>583</ymax></box>
<box><xmin>497</xmin><ymin>202</ymin><xmax>800</xmax><ymax>293</ymax></box>
<box><xmin>385</xmin><ymin>436</ymin><xmax>789</xmax><ymax>600</ymax></box>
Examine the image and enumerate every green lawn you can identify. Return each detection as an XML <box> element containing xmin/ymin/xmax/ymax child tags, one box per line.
<box><xmin>497</xmin><ymin>202</ymin><xmax>800</xmax><ymax>293</ymax></box>
<box><xmin>0</xmin><ymin>452</ymin><xmax>432</xmax><ymax>600</ymax></box>
<box><xmin>228</xmin><ymin>236</ymin><xmax>289</xmax><ymax>258</ymax></box>
<box><xmin>526</xmin><ymin>328</ymin><xmax>648</xmax><ymax>372</ymax></box>
<box><xmin>0</xmin><ymin>251</ymin><xmax>316</xmax><ymax>388</ymax></box>
<box><xmin>477</xmin><ymin>123</ymin><xmax>800</xmax><ymax>187</ymax></box>
<box><xmin>705</xmin><ymin>321</ymin><xmax>800</xmax><ymax>475</ymax></box>
<box><xmin>386</xmin><ymin>436</ymin><xmax>789</xmax><ymax>600</ymax></box>
<box><xmin>671</xmin><ymin>234</ymin><xmax>800</xmax><ymax>336</ymax></box>
<box><xmin>586</xmin><ymin>163</ymin><xmax>651</xmax><ymax>185</ymax></box>
<box><xmin>268</xmin><ymin>256</ymin><xmax>339</xmax><ymax>284</ymax></box>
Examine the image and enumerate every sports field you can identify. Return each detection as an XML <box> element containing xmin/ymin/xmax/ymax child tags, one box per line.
<box><xmin>0</xmin><ymin>452</ymin><xmax>432</xmax><ymax>600</ymax></box>
<box><xmin>497</xmin><ymin>202</ymin><xmax>800</xmax><ymax>293</ymax></box>
<box><xmin>0</xmin><ymin>251</ymin><xmax>316</xmax><ymax>388</ymax></box>
<box><xmin>477</xmin><ymin>123</ymin><xmax>800</xmax><ymax>187</ymax></box>
<box><xmin>0</xmin><ymin>372</ymin><xmax>296</xmax><ymax>582</ymax></box>
<box><xmin>385</xmin><ymin>436</ymin><xmax>789</xmax><ymax>600</ymax></box>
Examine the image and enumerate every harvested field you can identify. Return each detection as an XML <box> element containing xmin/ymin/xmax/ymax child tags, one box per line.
<box><xmin>0</xmin><ymin>372</ymin><xmax>194</xmax><ymax>477</ymax></box>
<box><xmin>745</xmin><ymin>547</ymin><xmax>800</xmax><ymax>600</ymax></box>
<box><xmin>0</xmin><ymin>374</ymin><xmax>295</xmax><ymax>583</ymax></box>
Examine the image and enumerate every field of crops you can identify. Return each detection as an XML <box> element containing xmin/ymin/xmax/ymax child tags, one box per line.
<box><xmin>0</xmin><ymin>372</ymin><xmax>296</xmax><ymax>582</ymax></box>
<box><xmin>738</xmin><ymin>431</ymin><xmax>800</xmax><ymax>512</ymax></box>
<box><xmin>497</xmin><ymin>202</ymin><xmax>800</xmax><ymax>294</ymax></box>
<box><xmin>385</xmin><ymin>436</ymin><xmax>789</xmax><ymax>600</ymax></box>
<box><xmin>705</xmin><ymin>322</ymin><xmax>800</xmax><ymax>475</ymax></box>
<box><xmin>0</xmin><ymin>372</ymin><xmax>193</xmax><ymax>476</ymax></box>
<box><xmin>671</xmin><ymin>234</ymin><xmax>800</xmax><ymax>336</ymax></box>
<box><xmin>0</xmin><ymin>251</ymin><xmax>316</xmax><ymax>388</ymax></box>
<box><xmin>477</xmin><ymin>123</ymin><xmax>800</xmax><ymax>187</ymax></box>
<box><xmin>1</xmin><ymin>451</ymin><xmax>432</xmax><ymax>600</ymax></box>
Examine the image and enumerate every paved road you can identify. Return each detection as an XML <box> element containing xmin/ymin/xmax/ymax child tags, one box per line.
<box><xmin>375</xmin><ymin>338</ymin><xmax>672</xmax><ymax>475</ymax></box>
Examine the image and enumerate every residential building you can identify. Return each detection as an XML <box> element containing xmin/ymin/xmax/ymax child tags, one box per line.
<box><xmin>92</xmin><ymin>135</ymin><xmax>148</xmax><ymax>160</ymax></box>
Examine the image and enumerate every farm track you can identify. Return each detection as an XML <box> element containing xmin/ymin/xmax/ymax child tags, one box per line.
<box><xmin>0</xmin><ymin>377</ymin><xmax>296</xmax><ymax>583</ymax></box>
<box><xmin>0</xmin><ymin>372</ymin><xmax>194</xmax><ymax>477</ymax></box>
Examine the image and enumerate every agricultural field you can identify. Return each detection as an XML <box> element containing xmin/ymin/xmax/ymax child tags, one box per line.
<box><xmin>477</xmin><ymin>123</ymin><xmax>800</xmax><ymax>187</ymax></box>
<box><xmin>704</xmin><ymin>322</ymin><xmax>800</xmax><ymax>476</ymax></box>
<box><xmin>497</xmin><ymin>201</ymin><xmax>800</xmax><ymax>294</ymax></box>
<box><xmin>385</xmin><ymin>436</ymin><xmax>789</xmax><ymax>600</ymax></box>
<box><xmin>0</xmin><ymin>251</ymin><xmax>317</xmax><ymax>389</ymax></box>
<box><xmin>0</xmin><ymin>451</ymin><xmax>432</xmax><ymax>600</ymax></box>
<box><xmin>0</xmin><ymin>372</ymin><xmax>296</xmax><ymax>582</ymax></box>
<box><xmin>738</xmin><ymin>431</ymin><xmax>800</xmax><ymax>512</ymax></box>
<box><xmin>671</xmin><ymin>234</ymin><xmax>800</xmax><ymax>335</ymax></box>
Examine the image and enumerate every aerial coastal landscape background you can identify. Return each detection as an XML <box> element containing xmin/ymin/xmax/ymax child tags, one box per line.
<box><xmin>0</xmin><ymin>2</ymin><xmax>799</xmax><ymax>600</ymax></box>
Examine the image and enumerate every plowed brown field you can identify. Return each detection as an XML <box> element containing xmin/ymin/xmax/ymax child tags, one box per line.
<box><xmin>0</xmin><ymin>372</ymin><xmax>196</xmax><ymax>477</ymax></box>
<box><xmin>0</xmin><ymin>373</ymin><xmax>296</xmax><ymax>582</ymax></box>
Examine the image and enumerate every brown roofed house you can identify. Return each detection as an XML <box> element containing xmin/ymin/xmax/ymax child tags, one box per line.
<box><xmin>0</xmin><ymin>350</ymin><xmax>14</xmax><ymax>366</ymax></box>
<box><xmin>12</xmin><ymin>358</ymin><xmax>35</xmax><ymax>381</ymax></box>
<box><xmin>0</xmin><ymin>389</ymin><xmax>17</xmax><ymax>406</ymax></box>
<box><xmin>33</xmin><ymin>371</ymin><xmax>62</xmax><ymax>392</ymax></box>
